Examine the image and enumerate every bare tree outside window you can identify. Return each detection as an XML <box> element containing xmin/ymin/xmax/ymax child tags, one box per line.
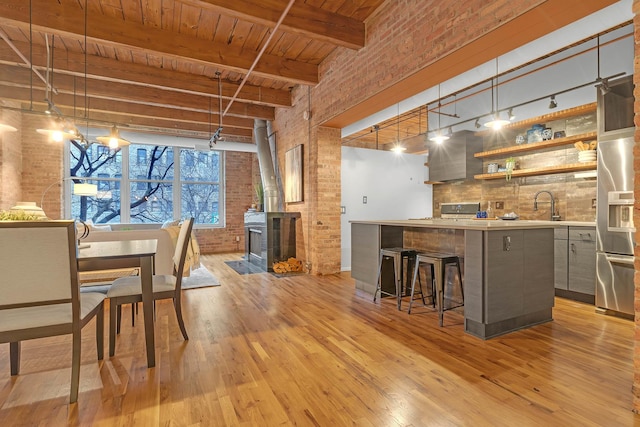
<box><xmin>68</xmin><ymin>141</ymin><xmax>223</xmax><ymax>226</ymax></box>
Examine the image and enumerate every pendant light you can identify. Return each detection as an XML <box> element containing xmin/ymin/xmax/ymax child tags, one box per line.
<box><xmin>484</xmin><ymin>58</ymin><xmax>510</xmax><ymax>130</ymax></box>
<box><xmin>36</xmin><ymin>117</ymin><xmax>77</xmax><ymax>142</ymax></box>
<box><xmin>36</xmin><ymin>35</ymin><xmax>78</xmax><ymax>141</ymax></box>
<box><xmin>429</xmin><ymin>85</ymin><xmax>450</xmax><ymax>144</ymax></box>
<box><xmin>96</xmin><ymin>125</ymin><xmax>131</xmax><ymax>148</ymax></box>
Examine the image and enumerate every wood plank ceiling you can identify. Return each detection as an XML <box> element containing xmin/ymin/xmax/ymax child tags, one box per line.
<box><xmin>0</xmin><ymin>0</ymin><xmax>384</xmax><ymax>144</ymax></box>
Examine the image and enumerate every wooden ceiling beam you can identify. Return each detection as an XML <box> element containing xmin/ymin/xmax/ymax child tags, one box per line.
<box><xmin>0</xmin><ymin>64</ymin><xmax>276</xmax><ymax>120</ymax></box>
<box><xmin>2</xmin><ymin>86</ymin><xmax>256</xmax><ymax>139</ymax></box>
<box><xmin>182</xmin><ymin>0</ymin><xmax>365</xmax><ymax>49</ymax></box>
<box><xmin>0</xmin><ymin>0</ymin><xmax>318</xmax><ymax>85</ymax></box>
<box><xmin>0</xmin><ymin>42</ymin><xmax>291</xmax><ymax>108</ymax></box>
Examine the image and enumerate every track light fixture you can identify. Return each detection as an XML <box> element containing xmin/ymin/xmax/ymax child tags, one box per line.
<box><xmin>474</xmin><ymin>118</ymin><xmax>481</xmax><ymax>129</ymax></box>
<box><xmin>599</xmin><ymin>79</ymin><xmax>611</xmax><ymax>95</ymax></box>
<box><xmin>548</xmin><ymin>95</ymin><xmax>557</xmax><ymax>109</ymax></box>
<box><xmin>508</xmin><ymin>108</ymin><xmax>515</xmax><ymax>121</ymax></box>
<box><xmin>209</xmin><ymin>72</ymin><xmax>225</xmax><ymax>149</ymax></box>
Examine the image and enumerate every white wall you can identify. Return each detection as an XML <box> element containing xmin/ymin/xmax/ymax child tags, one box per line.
<box><xmin>341</xmin><ymin>146</ymin><xmax>432</xmax><ymax>271</ymax></box>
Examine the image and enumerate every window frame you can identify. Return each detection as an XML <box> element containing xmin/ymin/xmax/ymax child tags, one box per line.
<box><xmin>64</xmin><ymin>141</ymin><xmax>225</xmax><ymax>228</ymax></box>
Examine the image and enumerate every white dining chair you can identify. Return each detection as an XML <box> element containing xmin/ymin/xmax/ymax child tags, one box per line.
<box><xmin>0</xmin><ymin>220</ymin><xmax>105</xmax><ymax>403</ymax></box>
<box><xmin>106</xmin><ymin>217</ymin><xmax>194</xmax><ymax>356</ymax></box>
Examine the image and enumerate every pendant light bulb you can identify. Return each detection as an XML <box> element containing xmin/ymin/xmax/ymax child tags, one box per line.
<box><xmin>430</xmin><ymin>133</ymin><xmax>450</xmax><ymax>144</ymax></box>
<box><xmin>96</xmin><ymin>125</ymin><xmax>131</xmax><ymax>148</ymax></box>
<box><xmin>0</xmin><ymin>123</ymin><xmax>18</xmax><ymax>132</ymax></box>
<box><xmin>52</xmin><ymin>130</ymin><xmax>64</xmax><ymax>142</ymax></box>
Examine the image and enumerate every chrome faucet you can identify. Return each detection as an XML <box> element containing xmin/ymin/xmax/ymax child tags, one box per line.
<box><xmin>533</xmin><ymin>190</ymin><xmax>560</xmax><ymax>221</ymax></box>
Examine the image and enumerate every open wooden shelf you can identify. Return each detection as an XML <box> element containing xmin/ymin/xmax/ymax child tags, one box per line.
<box><xmin>474</xmin><ymin>162</ymin><xmax>596</xmax><ymax>180</ymax></box>
<box><xmin>474</xmin><ymin>103</ymin><xmax>597</xmax><ymax>136</ymax></box>
<box><xmin>474</xmin><ymin>131</ymin><xmax>597</xmax><ymax>159</ymax></box>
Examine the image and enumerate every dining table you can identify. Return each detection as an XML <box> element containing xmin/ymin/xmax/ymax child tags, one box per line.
<box><xmin>77</xmin><ymin>239</ymin><xmax>158</xmax><ymax>368</ymax></box>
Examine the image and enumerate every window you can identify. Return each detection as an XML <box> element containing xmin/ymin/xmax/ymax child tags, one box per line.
<box><xmin>136</xmin><ymin>148</ymin><xmax>147</xmax><ymax>165</ymax></box>
<box><xmin>180</xmin><ymin>150</ymin><xmax>221</xmax><ymax>224</ymax></box>
<box><xmin>97</xmin><ymin>173</ymin><xmax>110</xmax><ymax>191</ymax></box>
<box><xmin>67</xmin><ymin>142</ymin><xmax>224</xmax><ymax>227</ymax></box>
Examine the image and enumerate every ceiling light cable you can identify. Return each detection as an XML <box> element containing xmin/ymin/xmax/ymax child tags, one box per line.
<box><xmin>484</xmin><ymin>58</ymin><xmax>510</xmax><ymax>130</ymax></box>
<box><xmin>429</xmin><ymin>85</ymin><xmax>450</xmax><ymax>143</ymax></box>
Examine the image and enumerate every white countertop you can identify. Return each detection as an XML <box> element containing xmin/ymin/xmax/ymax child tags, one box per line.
<box><xmin>350</xmin><ymin>218</ymin><xmax>595</xmax><ymax>230</ymax></box>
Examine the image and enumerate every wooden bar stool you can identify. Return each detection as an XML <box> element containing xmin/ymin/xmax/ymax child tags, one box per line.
<box><xmin>408</xmin><ymin>252</ymin><xmax>464</xmax><ymax>326</ymax></box>
<box><xmin>373</xmin><ymin>247</ymin><xmax>418</xmax><ymax>310</ymax></box>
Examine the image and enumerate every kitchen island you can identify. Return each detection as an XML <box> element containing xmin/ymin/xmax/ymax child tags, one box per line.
<box><xmin>351</xmin><ymin>219</ymin><xmax>557</xmax><ymax>339</ymax></box>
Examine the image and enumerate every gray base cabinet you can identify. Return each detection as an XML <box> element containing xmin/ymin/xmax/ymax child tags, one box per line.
<box><xmin>554</xmin><ymin>226</ymin><xmax>595</xmax><ymax>303</ymax></box>
<box><xmin>554</xmin><ymin>228</ymin><xmax>568</xmax><ymax>290</ymax></box>
<box><xmin>351</xmin><ymin>223</ymin><xmax>403</xmax><ymax>295</ymax></box>
<box><xmin>568</xmin><ymin>227</ymin><xmax>596</xmax><ymax>295</ymax></box>
<box><xmin>465</xmin><ymin>229</ymin><xmax>554</xmax><ymax>339</ymax></box>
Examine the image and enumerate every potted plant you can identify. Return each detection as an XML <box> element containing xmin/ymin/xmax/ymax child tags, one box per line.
<box><xmin>254</xmin><ymin>180</ymin><xmax>264</xmax><ymax>212</ymax></box>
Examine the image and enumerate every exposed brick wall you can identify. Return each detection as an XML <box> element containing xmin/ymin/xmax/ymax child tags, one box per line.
<box><xmin>273</xmin><ymin>87</ymin><xmax>307</xmax><ymax>265</ymax></box>
<box><xmin>22</xmin><ymin>114</ymin><xmax>65</xmax><ymax>218</ymax></box>
<box><xmin>194</xmin><ymin>150</ymin><xmax>256</xmax><ymax>253</ymax></box>
<box><xmin>272</xmin><ymin>86</ymin><xmax>340</xmax><ymax>273</ymax></box>
<box><xmin>0</xmin><ymin>106</ymin><xmax>22</xmax><ymax>210</ymax></box>
<box><xmin>312</xmin><ymin>0</ymin><xmax>546</xmax><ymax>126</ymax></box>
<box><xmin>632</xmin><ymin>0</ymin><xmax>640</xmax><ymax>413</ymax></box>
<box><xmin>312</xmin><ymin>126</ymin><xmax>342</xmax><ymax>274</ymax></box>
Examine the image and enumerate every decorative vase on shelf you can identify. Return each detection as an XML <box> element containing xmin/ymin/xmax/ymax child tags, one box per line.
<box><xmin>505</xmin><ymin>157</ymin><xmax>516</xmax><ymax>181</ymax></box>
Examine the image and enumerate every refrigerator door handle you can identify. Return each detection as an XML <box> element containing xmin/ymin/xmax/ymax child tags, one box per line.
<box><xmin>604</xmin><ymin>254</ymin><xmax>635</xmax><ymax>266</ymax></box>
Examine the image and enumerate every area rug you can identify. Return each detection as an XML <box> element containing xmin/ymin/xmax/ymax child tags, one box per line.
<box><xmin>182</xmin><ymin>266</ymin><xmax>220</xmax><ymax>289</ymax></box>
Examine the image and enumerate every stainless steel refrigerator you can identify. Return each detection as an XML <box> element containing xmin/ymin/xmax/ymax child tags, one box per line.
<box><xmin>595</xmin><ymin>75</ymin><xmax>635</xmax><ymax>316</ymax></box>
<box><xmin>596</xmin><ymin>135</ymin><xmax>635</xmax><ymax>315</ymax></box>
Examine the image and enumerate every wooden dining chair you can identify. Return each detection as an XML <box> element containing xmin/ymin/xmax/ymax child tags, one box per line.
<box><xmin>106</xmin><ymin>217</ymin><xmax>194</xmax><ymax>356</ymax></box>
<box><xmin>0</xmin><ymin>220</ymin><xmax>106</xmax><ymax>403</ymax></box>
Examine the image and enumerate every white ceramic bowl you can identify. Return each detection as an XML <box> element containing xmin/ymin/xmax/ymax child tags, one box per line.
<box><xmin>578</xmin><ymin>151</ymin><xmax>597</xmax><ymax>162</ymax></box>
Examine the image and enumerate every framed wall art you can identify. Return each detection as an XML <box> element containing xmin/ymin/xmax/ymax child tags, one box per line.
<box><xmin>285</xmin><ymin>144</ymin><xmax>303</xmax><ymax>203</ymax></box>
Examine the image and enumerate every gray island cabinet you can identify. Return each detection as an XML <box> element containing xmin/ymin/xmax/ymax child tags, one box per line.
<box><xmin>350</xmin><ymin>219</ymin><xmax>555</xmax><ymax>339</ymax></box>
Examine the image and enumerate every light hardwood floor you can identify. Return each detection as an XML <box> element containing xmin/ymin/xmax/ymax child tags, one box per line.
<box><xmin>1</xmin><ymin>252</ymin><xmax>639</xmax><ymax>426</ymax></box>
